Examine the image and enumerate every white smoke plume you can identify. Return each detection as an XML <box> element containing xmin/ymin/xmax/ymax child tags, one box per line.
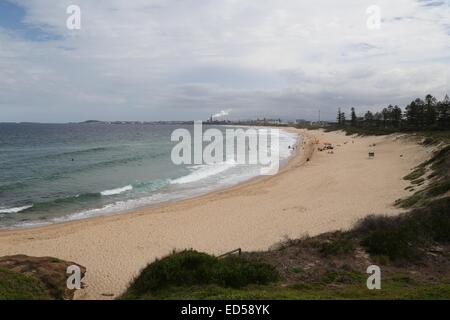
<box><xmin>212</xmin><ymin>109</ymin><xmax>232</xmax><ymax>118</ymax></box>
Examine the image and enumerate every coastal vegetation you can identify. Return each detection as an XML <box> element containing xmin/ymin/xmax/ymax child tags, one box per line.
<box><xmin>120</xmin><ymin>250</ymin><xmax>278</xmax><ymax>299</ymax></box>
<box><xmin>2</xmin><ymin>106</ymin><xmax>449</xmax><ymax>300</ymax></box>
<box><xmin>297</xmin><ymin>94</ymin><xmax>450</xmax><ymax>140</ymax></box>
<box><xmin>395</xmin><ymin>143</ymin><xmax>449</xmax><ymax>209</ymax></box>
<box><xmin>334</xmin><ymin>94</ymin><xmax>450</xmax><ymax>131</ymax></box>
<box><xmin>0</xmin><ymin>256</ymin><xmax>85</xmax><ymax>300</ymax></box>
<box><xmin>0</xmin><ymin>268</ymin><xmax>49</xmax><ymax>300</ymax></box>
<box><xmin>2</xmin><ymin>162</ymin><xmax>449</xmax><ymax>300</ymax></box>
<box><xmin>120</xmin><ymin>135</ymin><xmax>450</xmax><ymax>300</ymax></box>
<box><xmin>119</xmin><ymin>196</ymin><xmax>450</xmax><ymax>300</ymax></box>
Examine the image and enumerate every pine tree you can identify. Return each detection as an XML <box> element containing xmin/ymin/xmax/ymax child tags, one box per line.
<box><xmin>415</xmin><ymin>98</ymin><xmax>426</xmax><ymax>128</ymax></box>
<box><xmin>392</xmin><ymin>105</ymin><xmax>402</xmax><ymax>128</ymax></box>
<box><xmin>437</xmin><ymin>94</ymin><xmax>450</xmax><ymax>129</ymax></box>
<box><xmin>424</xmin><ymin>94</ymin><xmax>437</xmax><ymax>127</ymax></box>
<box><xmin>374</xmin><ymin>112</ymin><xmax>382</xmax><ymax>127</ymax></box>
<box><xmin>364</xmin><ymin>111</ymin><xmax>374</xmax><ymax>127</ymax></box>
<box><xmin>406</xmin><ymin>100</ymin><xmax>419</xmax><ymax>128</ymax></box>
<box><xmin>382</xmin><ymin>107</ymin><xmax>389</xmax><ymax>128</ymax></box>
<box><xmin>351</xmin><ymin>107</ymin><xmax>357</xmax><ymax>127</ymax></box>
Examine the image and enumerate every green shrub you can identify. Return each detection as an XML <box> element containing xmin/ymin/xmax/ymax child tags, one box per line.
<box><xmin>361</xmin><ymin>227</ymin><xmax>420</xmax><ymax>260</ymax></box>
<box><xmin>215</xmin><ymin>256</ymin><xmax>278</xmax><ymax>288</ymax></box>
<box><xmin>416</xmin><ymin>197</ymin><xmax>450</xmax><ymax>243</ymax></box>
<box><xmin>122</xmin><ymin>250</ymin><xmax>279</xmax><ymax>298</ymax></box>
<box><xmin>358</xmin><ymin>197</ymin><xmax>450</xmax><ymax>260</ymax></box>
<box><xmin>291</xmin><ymin>267</ymin><xmax>303</xmax><ymax>274</ymax></box>
<box><xmin>427</xmin><ymin>180</ymin><xmax>450</xmax><ymax>197</ymax></box>
<box><xmin>126</xmin><ymin>250</ymin><xmax>217</xmax><ymax>294</ymax></box>
<box><xmin>395</xmin><ymin>192</ymin><xmax>426</xmax><ymax>208</ymax></box>
<box><xmin>320</xmin><ymin>238</ymin><xmax>356</xmax><ymax>256</ymax></box>
<box><xmin>0</xmin><ymin>268</ymin><xmax>49</xmax><ymax>300</ymax></box>
<box><xmin>356</xmin><ymin>215</ymin><xmax>421</xmax><ymax>260</ymax></box>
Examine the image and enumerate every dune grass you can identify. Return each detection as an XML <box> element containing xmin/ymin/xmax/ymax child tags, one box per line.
<box><xmin>356</xmin><ymin>197</ymin><xmax>450</xmax><ymax>260</ymax></box>
<box><xmin>404</xmin><ymin>167</ymin><xmax>426</xmax><ymax>181</ymax></box>
<box><xmin>319</xmin><ymin>237</ymin><xmax>357</xmax><ymax>256</ymax></box>
<box><xmin>128</xmin><ymin>281</ymin><xmax>450</xmax><ymax>300</ymax></box>
<box><xmin>121</xmin><ymin>265</ymin><xmax>450</xmax><ymax>300</ymax></box>
<box><xmin>396</xmin><ymin>144</ymin><xmax>450</xmax><ymax>209</ymax></box>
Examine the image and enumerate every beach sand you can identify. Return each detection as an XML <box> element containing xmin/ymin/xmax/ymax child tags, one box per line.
<box><xmin>0</xmin><ymin>129</ymin><xmax>431</xmax><ymax>299</ymax></box>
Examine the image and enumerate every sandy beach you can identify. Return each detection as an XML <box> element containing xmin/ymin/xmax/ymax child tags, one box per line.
<box><xmin>0</xmin><ymin>129</ymin><xmax>431</xmax><ymax>299</ymax></box>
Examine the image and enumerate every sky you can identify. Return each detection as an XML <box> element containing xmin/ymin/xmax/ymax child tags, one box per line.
<box><xmin>0</xmin><ymin>0</ymin><xmax>449</xmax><ymax>122</ymax></box>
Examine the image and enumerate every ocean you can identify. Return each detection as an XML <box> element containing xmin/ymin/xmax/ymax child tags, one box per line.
<box><xmin>0</xmin><ymin>123</ymin><xmax>298</xmax><ymax>228</ymax></box>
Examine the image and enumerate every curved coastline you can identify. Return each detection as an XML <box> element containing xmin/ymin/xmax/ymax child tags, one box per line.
<box><xmin>0</xmin><ymin>126</ymin><xmax>301</xmax><ymax>230</ymax></box>
<box><xmin>0</xmin><ymin>128</ymin><xmax>429</xmax><ymax>299</ymax></box>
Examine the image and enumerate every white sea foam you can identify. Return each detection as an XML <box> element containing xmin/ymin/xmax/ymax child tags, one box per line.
<box><xmin>278</xmin><ymin>130</ymin><xmax>299</xmax><ymax>159</ymax></box>
<box><xmin>171</xmin><ymin>129</ymin><xmax>298</xmax><ymax>185</ymax></box>
<box><xmin>0</xmin><ymin>205</ymin><xmax>33</xmax><ymax>214</ymax></box>
<box><xmin>170</xmin><ymin>160</ymin><xmax>237</xmax><ymax>184</ymax></box>
<box><xmin>52</xmin><ymin>192</ymin><xmax>175</xmax><ymax>223</ymax></box>
<box><xmin>4</xmin><ymin>128</ymin><xmax>299</xmax><ymax>229</ymax></box>
<box><xmin>100</xmin><ymin>185</ymin><xmax>133</xmax><ymax>196</ymax></box>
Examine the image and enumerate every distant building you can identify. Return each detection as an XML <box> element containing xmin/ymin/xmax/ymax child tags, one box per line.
<box><xmin>296</xmin><ymin>119</ymin><xmax>308</xmax><ymax>125</ymax></box>
<box><xmin>254</xmin><ymin>118</ymin><xmax>282</xmax><ymax>125</ymax></box>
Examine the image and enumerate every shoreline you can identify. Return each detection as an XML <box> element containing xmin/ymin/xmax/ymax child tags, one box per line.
<box><xmin>0</xmin><ymin>129</ymin><xmax>430</xmax><ymax>299</ymax></box>
<box><xmin>0</xmin><ymin>126</ymin><xmax>301</xmax><ymax>231</ymax></box>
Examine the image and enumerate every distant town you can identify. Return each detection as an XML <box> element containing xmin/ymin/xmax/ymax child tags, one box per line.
<box><xmin>79</xmin><ymin>118</ymin><xmax>329</xmax><ymax>127</ymax></box>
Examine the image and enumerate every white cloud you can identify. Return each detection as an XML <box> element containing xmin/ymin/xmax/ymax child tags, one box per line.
<box><xmin>0</xmin><ymin>0</ymin><xmax>449</xmax><ymax>122</ymax></box>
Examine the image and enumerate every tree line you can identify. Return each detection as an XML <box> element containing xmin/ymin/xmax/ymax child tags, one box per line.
<box><xmin>337</xmin><ymin>94</ymin><xmax>450</xmax><ymax>130</ymax></box>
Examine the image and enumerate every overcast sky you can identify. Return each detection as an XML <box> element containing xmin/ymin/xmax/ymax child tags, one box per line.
<box><xmin>0</xmin><ymin>0</ymin><xmax>449</xmax><ymax>122</ymax></box>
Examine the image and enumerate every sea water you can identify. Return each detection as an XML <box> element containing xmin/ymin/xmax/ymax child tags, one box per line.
<box><xmin>0</xmin><ymin>123</ymin><xmax>298</xmax><ymax>228</ymax></box>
